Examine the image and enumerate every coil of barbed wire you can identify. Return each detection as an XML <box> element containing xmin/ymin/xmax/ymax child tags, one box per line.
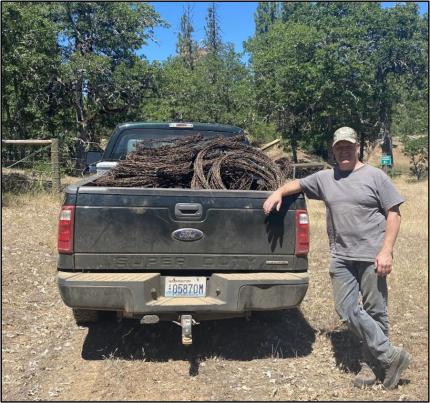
<box><xmin>94</xmin><ymin>134</ymin><xmax>290</xmax><ymax>191</ymax></box>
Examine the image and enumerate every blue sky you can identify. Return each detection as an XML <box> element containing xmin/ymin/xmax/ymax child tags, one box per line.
<box><xmin>140</xmin><ymin>2</ymin><xmax>258</xmax><ymax>61</ymax></box>
<box><xmin>141</xmin><ymin>2</ymin><xmax>428</xmax><ymax>62</ymax></box>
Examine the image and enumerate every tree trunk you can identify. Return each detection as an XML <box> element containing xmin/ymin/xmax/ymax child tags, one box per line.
<box><xmin>291</xmin><ymin>126</ymin><xmax>298</xmax><ymax>163</ymax></box>
<box><xmin>73</xmin><ymin>78</ymin><xmax>89</xmax><ymax>171</ymax></box>
<box><xmin>359</xmin><ymin>137</ymin><xmax>365</xmax><ymax>162</ymax></box>
<box><xmin>377</xmin><ymin>67</ymin><xmax>394</xmax><ymax>168</ymax></box>
<box><xmin>327</xmin><ymin>116</ymin><xmax>334</xmax><ymax>164</ymax></box>
<box><xmin>74</xmin><ymin>133</ymin><xmax>87</xmax><ymax>172</ymax></box>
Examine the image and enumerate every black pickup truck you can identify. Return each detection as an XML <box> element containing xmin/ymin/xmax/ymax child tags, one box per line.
<box><xmin>57</xmin><ymin>122</ymin><xmax>309</xmax><ymax>344</ymax></box>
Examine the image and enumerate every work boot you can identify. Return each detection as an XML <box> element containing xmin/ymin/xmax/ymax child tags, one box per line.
<box><xmin>383</xmin><ymin>349</ymin><xmax>411</xmax><ymax>390</ymax></box>
<box><xmin>353</xmin><ymin>362</ymin><xmax>377</xmax><ymax>388</ymax></box>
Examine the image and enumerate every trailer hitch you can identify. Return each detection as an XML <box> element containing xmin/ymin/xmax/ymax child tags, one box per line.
<box><xmin>173</xmin><ymin>314</ymin><xmax>199</xmax><ymax>345</ymax></box>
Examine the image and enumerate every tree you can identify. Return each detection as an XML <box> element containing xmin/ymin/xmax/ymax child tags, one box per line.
<box><xmin>144</xmin><ymin>57</ymin><xmax>194</xmax><ymax>121</ymax></box>
<box><xmin>176</xmin><ymin>4</ymin><xmax>196</xmax><ymax>69</ymax></box>
<box><xmin>1</xmin><ymin>3</ymin><xmax>63</xmax><ymax>140</ymax></box>
<box><xmin>391</xmin><ymin>86</ymin><xmax>428</xmax><ymax>140</ymax></box>
<box><xmin>193</xmin><ymin>43</ymin><xmax>254</xmax><ymax>125</ymax></box>
<box><xmin>148</xmin><ymin>1</ymin><xmax>254</xmax><ymax>128</ymax></box>
<box><xmin>368</xmin><ymin>3</ymin><xmax>428</xmax><ymax>166</ymax></box>
<box><xmin>247</xmin><ymin>2</ymin><xmax>428</xmax><ymax>163</ymax></box>
<box><xmin>204</xmin><ymin>2</ymin><xmax>222</xmax><ymax>55</ymax></box>
<box><xmin>255</xmin><ymin>2</ymin><xmax>279</xmax><ymax>35</ymax></box>
<box><xmin>280</xmin><ymin>2</ymin><xmax>310</xmax><ymax>23</ymax></box>
<box><xmin>391</xmin><ymin>74</ymin><xmax>428</xmax><ymax>180</ymax></box>
<box><xmin>149</xmin><ymin>42</ymin><xmax>253</xmax><ymax>127</ymax></box>
<box><xmin>198</xmin><ymin>3</ymin><xmax>224</xmax><ymax>122</ymax></box>
<box><xmin>246</xmin><ymin>21</ymin><xmax>325</xmax><ymax>162</ymax></box>
<box><xmin>303</xmin><ymin>2</ymin><xmax>383</xmax><ymax>160</ymax></box>
<box><xmin>403</xmin><ymin>135</ymin><xmax>428</xmax><ymax>180</ymax></box>
<box><xmin>52</xmin><ymin>2</ymin><xmax>166</xmax><ymax>167</ymax></box>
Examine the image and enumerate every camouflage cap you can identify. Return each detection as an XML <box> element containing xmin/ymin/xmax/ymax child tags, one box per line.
<box><xmin>332</xmin><ymin>127</ymin><xmax>358</xmax><ymax>146</ymax></box>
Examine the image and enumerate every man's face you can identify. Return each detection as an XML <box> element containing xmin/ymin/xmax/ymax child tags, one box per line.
<box><xmin>332</xmin><ymin>141</ymin><xmax>359</xmax><ymax>171</ymax></box>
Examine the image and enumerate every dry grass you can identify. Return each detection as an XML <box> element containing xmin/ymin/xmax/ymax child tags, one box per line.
<box><xmin>1</xmin><ymin>174</ymin><xmax>428</xmax><ymax>401</ymax></box>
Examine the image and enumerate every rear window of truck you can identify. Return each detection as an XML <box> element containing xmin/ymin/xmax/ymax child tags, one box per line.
<box><xmin>110</xmin><ymin>129</ymin><xmax>241</xmax><ymax>160</ymax></box>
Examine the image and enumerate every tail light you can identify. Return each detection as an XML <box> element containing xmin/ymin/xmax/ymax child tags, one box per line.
<box><xmin>58</xmin><ymin>205</ymin><xmax>75</xmax><ymax>254</ymax></box>
<box><xmin>295</xmin><ymin>209</ymin><xmax>309</xmax><ymax>255</ymax></box>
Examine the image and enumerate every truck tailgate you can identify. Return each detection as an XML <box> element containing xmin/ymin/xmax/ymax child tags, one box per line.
<box><xmin>73</xmin><ymin>187</ymin><xmax>305</xmax><ymax>272</ymax></box>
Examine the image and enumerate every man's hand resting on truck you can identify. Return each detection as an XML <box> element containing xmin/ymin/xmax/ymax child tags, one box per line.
<box><xmin>263</xmin><ymin>190</ymin><xmax>283</xmax><ymax>215</ymax></box>
<box><xmin>263</xmin><ymin>180</ymin><xmax>303</xmax><ymax>215</ymax></box>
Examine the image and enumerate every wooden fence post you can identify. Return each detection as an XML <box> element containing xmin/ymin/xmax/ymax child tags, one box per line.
<box><xmin>50</xmin><ymin>138</ymin><xmax>61</xmax><ymax>193</ymax></box>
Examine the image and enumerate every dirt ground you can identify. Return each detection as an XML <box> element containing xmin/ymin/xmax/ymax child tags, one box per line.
<box><xmin>1</xmin><ymin>175</ymin><xmax>428</xmax><ymax>401</ymax></box>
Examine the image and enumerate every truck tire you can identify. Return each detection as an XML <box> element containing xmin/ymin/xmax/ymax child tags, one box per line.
<box><xmin>72</xmin><ymin>308</ymin><xmax>99</xmax><ymax>325</ymax></box>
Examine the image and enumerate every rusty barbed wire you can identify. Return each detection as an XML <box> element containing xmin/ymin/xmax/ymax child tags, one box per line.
<box><xmin>94</xmin><ymin>134</ymin><xmax>291</xmax><ymax>191</ymax></box>
<box><xmin>274</xmin><ymin>157</ymin><xmax>294</xmax><ymax>179</ymax></box>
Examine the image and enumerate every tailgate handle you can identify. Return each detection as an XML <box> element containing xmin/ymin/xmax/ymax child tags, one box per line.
<box><xmin>175</xmin><ymin>203</ymin><xmax>203</xmax><ymax>219</ymax></box>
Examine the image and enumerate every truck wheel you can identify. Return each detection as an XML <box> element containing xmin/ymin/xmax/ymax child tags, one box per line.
<box><xmin>72</xmin><ymin>308</ymin><xmax>99</xmax><ymax>325</ymax></box>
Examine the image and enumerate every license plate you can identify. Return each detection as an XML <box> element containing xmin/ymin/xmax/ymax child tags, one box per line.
<box><xmin>165</xmin><ymin>277</ymin><xmax>206</xmax><ymax>297</ymax></box>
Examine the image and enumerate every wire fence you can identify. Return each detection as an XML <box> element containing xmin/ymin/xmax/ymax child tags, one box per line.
<box><xmin>1</xmin><ymin>139</ymin><xmax>82</xmax><ymax>194</ymax></box>
<box><xmin>1</xmin><ymin>138</ymin><xmax>326</xmax><ymax>195</ymax></box>
<box><xmin>2</xmin><ymin>137</ymin><xmax>416</xmax><ymax>196</ymax></box>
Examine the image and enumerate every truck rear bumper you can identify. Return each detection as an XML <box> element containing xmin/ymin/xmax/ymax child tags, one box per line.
<box><xmin>57</xmin><ymin>271</ymin><xmax>309</xmax><ymax>317</ymax></box>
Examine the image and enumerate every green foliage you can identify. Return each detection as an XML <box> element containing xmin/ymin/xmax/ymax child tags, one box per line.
<box><xmin>52</xmin><ymin>2</ymin><xmax>166</xmax><ymax>167</ymax></box>
<box><xmin>53</xmin><ymin>2</ymin><xmax>165</xmax><ymax>60</ymax></box>
<box><xmin>246</xmin><ymin>20</ymin><xmax>325</xmax><ymax>160</ymax></box>
<box><xmin>245</xmin><ymin>120</ymin><xmax>279</xmax><ymax>146</ymax></box>
<box><xmin>1</xmin><ymin>3</ymin><xmax>62</xmax><ymax>139</ymax></box>
<box><xmin>2</xmin><ymin>2</ymin><xmax>167</xmax><ymax>171</ymax></box>
<box><xmin>254</xmin><ymin>2</ymin><xmax>279</xmax><ymax>35</ymax></box>
<box><xmin>192</xmin><ymin>46</ymin><xmax>253</xmax><ymax>125</ymax></box>
<box><xmin>391</xmin><ymin>72</ymin><xmax>428</xmax><ymax>141</ymax></box>
<box><xmin>177</xmin><ymin>5</ymin><xmax>197</xmax><ymax>69</ymax></box>
<box><xmin>246</xmin><ymin>2</ymin><xmax>428</xmax><ymax>161</ymax></box>
<box><xmin>204</xmin><ymin>3</ymin><xmax>222</xmax><ymax>54</ymax></box>
<box><xmin>1</xmin><ymin>1</ymin><xmax>428</xmax><ymax>173</ymax></box>
<box><xmin>280</xmin><ymin>2</ymin><xmax>310</xmax><ymax>23</ymax></box>
<box><xmin>145</xmin><ymin>3</ymin><xmax>255</xmax><ymax>131</ymax></box>
<box><xmin>403</xmin><ymin>135</ymin><xmax>428</xmax><ymax>180</ymax></box>
<box><xmin>392</xmin><ymin>96</ymin><xmax>428</xmax><ymax>140</ymax></box>
<box><xmin>144</xmin><ymin>44</ymin><xmax>254</xmax><ymax>128</ymax></box>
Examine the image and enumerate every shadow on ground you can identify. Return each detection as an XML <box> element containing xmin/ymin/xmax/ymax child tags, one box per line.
<box><xmin>327</xmin><ymin>329</ymin><xmax>413</xmax><ymax>385</ymax></box>
<box><xmin>326</xmin><ymin>329</ymin><xmax>362</xmax><ymax>374</ymax></box>
<box><xmin>81</xmin><ymin>308</ymin><xmax>316</xmax><ymax>374</ymax></box>
<box><xmin>326</xmin><ymin>328</ymin><xmax>389</xmax><ymax>382</ymax></box>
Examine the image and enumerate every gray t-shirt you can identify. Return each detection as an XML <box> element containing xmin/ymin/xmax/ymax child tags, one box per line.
<box><xmin>299</xmin><ymin>164</ymin><xmax>405</xmax><ymax>261</ymax></box>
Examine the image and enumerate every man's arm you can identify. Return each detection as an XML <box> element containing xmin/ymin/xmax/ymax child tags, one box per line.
<box><xmin>375</xmin><ymin>204</ymin><xmax>402</xmax><ymax>276</ymax></box>
<box><xmin>263</xmin><ymin>179</ymin><xmax>303</xmax><ymax>215</ymax></box>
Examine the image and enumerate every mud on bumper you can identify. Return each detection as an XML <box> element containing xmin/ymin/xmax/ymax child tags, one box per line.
<box><xmin>57</xmin><ymin>271</ymin><xmax>309</xmax><ymax>317</ymax></box>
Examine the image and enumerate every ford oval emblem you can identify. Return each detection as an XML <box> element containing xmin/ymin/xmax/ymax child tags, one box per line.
<box><xmin>172</xmin><ymin>228</ymin><xmax>204</xmax><ymax>242</ymax></box>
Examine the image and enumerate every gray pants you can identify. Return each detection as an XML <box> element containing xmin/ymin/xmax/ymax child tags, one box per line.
<box><xmin>329</xmin><ymin>256</ymin><xmax>398</xmax><ymax>367</ymax></box>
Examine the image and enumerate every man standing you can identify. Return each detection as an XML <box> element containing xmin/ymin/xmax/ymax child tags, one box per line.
<box><xmin>263</xmin><ymin>127</ymin><xmax>410</xmax><ymax>389</ymax></box>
